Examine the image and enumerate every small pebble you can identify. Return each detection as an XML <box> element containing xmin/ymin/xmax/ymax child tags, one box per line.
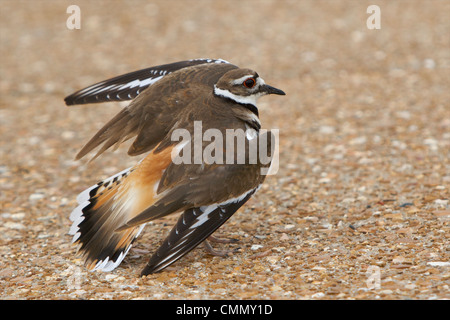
<box><xmin>4</xmin><ymin>222</ymin><xmax>26</xmax><ymax>230</ymax></box>
<box><xmin>29</xmin><ymin>193</ymin><xmax>45</xmax><ymax>201</ymax></box>
<box><xmin>427</xmin><ymin>262</ymin><xmax>450</xmax><ymax>267</ymax></box>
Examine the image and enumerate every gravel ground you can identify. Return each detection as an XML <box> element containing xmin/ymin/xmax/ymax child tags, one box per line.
<box><xmin>0</xmin><ymin>0</ymin><xmax>449</xmax><ymax>300</ymax></box>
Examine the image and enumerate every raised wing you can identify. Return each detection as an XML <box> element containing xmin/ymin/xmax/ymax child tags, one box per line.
<box><xmin>69</xmin><ymin>59</ymin><xmax>236</xmax><ymax>160</ymax></box>
<box><xmin>140</xmin><ymin>188</ymin><xmax>256</xmax><ymax>275</ymax></box>
<box><xmin>64</xmin><ymin>58</ymin><xmax>230</xmax><ymax>106</ymax></box>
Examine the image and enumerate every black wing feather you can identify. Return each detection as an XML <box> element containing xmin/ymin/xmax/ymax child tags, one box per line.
<box><xmin>64</xmin><ymin>59</ymin><xmax>230</xmax><ymax>106</ymax></box>
<box><xmin>141</xmin><ymin>190</ymin><xmax>255</xmax><ymax>275</ymax></box>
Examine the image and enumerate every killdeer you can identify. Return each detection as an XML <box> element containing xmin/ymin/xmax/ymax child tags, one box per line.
<box><xmin>65</xmin><ymin>58</ymin><xmax>285</xmax><ymax>275</ymax></box>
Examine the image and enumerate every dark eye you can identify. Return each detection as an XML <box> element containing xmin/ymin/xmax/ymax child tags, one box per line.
<box><xmin>243</xmin><ymin>78</ymin><xmax>256</xmax><ymax>88</ymax></box>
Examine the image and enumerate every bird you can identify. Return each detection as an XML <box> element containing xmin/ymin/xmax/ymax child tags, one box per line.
<box><xmin>65</xmin><ymin>58</ymin><xmax>285</xmax><ymax>276</ymax></box>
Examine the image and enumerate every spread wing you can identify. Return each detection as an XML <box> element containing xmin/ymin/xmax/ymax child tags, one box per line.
<box><xmin>64</xmin><ymin>58</ymin><xmax>230</xmax><ymax>106</ymax></box>
<box><xmin>113</xmin><ymin>163</ymin><xmax>264</xmax><ymax>275</ymax></box>
<box><xmin>66</xmin><ymin>59</ymin><xmax>237</xmax><ymax>160</ymax></box>
<box><xmin>140</xmin><ymin>190</ymin><xmax>256</xmax><ymax>275</ymax></box>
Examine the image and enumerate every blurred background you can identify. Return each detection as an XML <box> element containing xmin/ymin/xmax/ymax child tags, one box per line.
<box><xmin>0</xmin><ymin>0</ymin><xmax>449</xmax><ymax>299</ymax></box>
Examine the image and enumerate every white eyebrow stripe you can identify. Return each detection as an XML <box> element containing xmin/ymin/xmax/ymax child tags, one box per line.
<box><xmin>231</xmin><ymin>74</ymin><xmax>255</xmax><ymax>85</ymax></box>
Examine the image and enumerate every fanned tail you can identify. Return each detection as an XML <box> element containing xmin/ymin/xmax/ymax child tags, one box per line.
<box><xmin>69</xmin><ymin>167</ymin><xmax>144</xmax><ymax>271</ymax></box>
<box><xmin>68</xmin><ymin>146</ymin><xmax>174</xmax><ymax>271</ymax></box>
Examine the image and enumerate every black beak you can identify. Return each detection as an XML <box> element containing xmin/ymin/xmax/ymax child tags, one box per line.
<box><xmin>263</xmin><ymin>84</ymin><xmax>286</xmax><ymax>96</ymax></box>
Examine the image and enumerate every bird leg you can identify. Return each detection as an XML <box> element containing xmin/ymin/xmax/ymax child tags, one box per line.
<box><xmin>203</xmin><ymin>235</ymin><xmax>240</xmax><ymax>257</ymax></box>
<box><xmin>208</xmin><ymin>234</ymin><xmax>239</xmax><ymax>244</ymax></box>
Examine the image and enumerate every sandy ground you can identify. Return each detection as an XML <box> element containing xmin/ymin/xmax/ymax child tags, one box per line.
<box><xmin>0</xmin><ymin>0</ymin><xmax>449</xmax><ymax>300</ymax></box>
